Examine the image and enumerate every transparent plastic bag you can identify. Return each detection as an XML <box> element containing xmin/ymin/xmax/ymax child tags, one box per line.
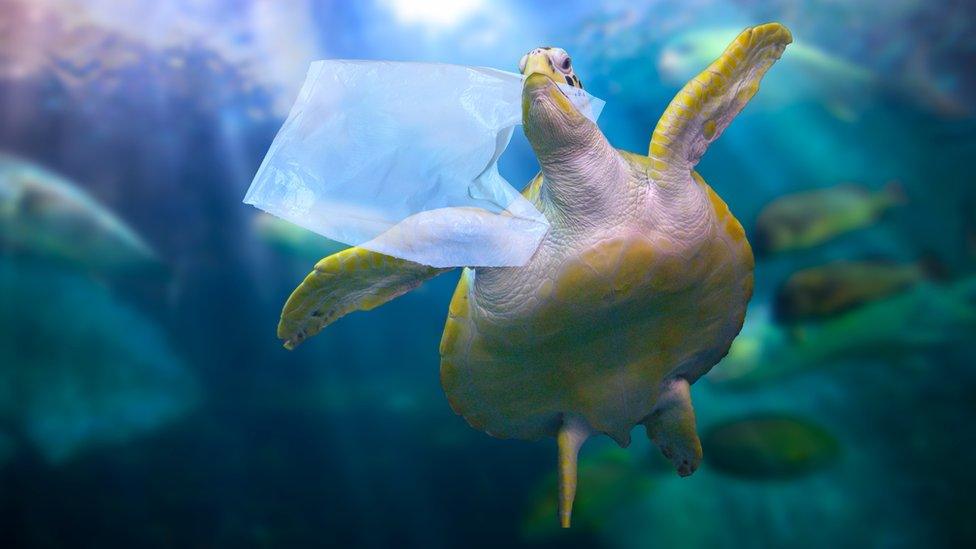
<box><xmin>244</xmin><ymin>60</ymin><xmax>605</xmax><ymax>267</ymax></box>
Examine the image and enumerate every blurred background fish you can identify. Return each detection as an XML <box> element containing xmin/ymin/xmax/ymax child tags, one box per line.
<box><xmin>0</xmin><ymin>259</ymin><xmax>198</xmax><ymax>464</ymax></box>
<box><xmin>1</xmin><ymin>0</ymin><xmax>975</xmax><ymax>547</ymax></box>
<box><xmin>658</xmin><ymin>27</ymin><xmax>875</xmax><ymax>121</ymax></box>
<box><xmin>0</xmin><ymin>155</ymin><xmax>159</xmax><ymax>274</ymax></box>
<box><xmin>772</xmin><ymin>257</ymin><xmax>944</xmax><ymax>324</ymax></box>
<box><xmin>753</xmin><ymin>183</ymin><xmax>905</xmax><ymax>256</ymax></box>
<box><xmin>710</xmin><ymin>278</ymin><xmax>976</xmax><ymax>386</ymax></box>
<box><xmin>701</xmin><ymin>414</ymin><xmax>840</xmax><ymax>480</ymax></box>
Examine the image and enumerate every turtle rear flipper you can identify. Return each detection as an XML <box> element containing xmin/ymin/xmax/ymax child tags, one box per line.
<box><xmin>649</xmin><ymin>23</ymin><xmax>792</xmax><ymax>179</ymax></box>
<box><xmin>278</xmin><ymin>247</ymin><xmax>450</xmax><ymax>349</ymax></box>
<box><xmin>643</xmin><ymin>378</ymin><xmax>703</xmax><ymax>477</ymax></box>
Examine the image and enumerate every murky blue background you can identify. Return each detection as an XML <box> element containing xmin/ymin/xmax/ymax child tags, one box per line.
<box><xmin>1</xmin><ymin>1</ymin><xmax>975</xmax><ymax>547</ymax></box>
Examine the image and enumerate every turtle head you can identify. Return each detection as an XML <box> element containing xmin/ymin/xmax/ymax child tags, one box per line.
<box><xmin>519</xmin><ymin>47</ymin><xmax>583</xmax><ymax>89</ymax></box>
<box><xmin>519</xmin><ymin>46</ymin><xmax>620</xmax><ymax>213</ymax></box>
<box><xmin>520</xmin><ymin>47</ymin><xmax>595</xmax><ymax>159</ymax></box>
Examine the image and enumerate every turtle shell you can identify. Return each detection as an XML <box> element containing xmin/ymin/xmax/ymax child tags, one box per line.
<box><xmin>439</xmin><ymin>173</ymin><xmax>753</xmax><ymax>444</ymax></box>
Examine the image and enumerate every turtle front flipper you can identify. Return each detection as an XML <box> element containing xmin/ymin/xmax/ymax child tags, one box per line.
<box><xmin>649</xmin><ymin>23</ymin><xmax>792</xmax><ymax>181</ymax></box>
<box><xmin>278</xmin><ymin>247</ymin><xmax>450</xmax><ymax>349</ymax></box>
<box><xmin>643</xmin><ymin>378</ymin><xmax>702</xmax><ymax>477</ymax></box>
<box><xmin>278</xmin><ymin>171</ymin><xmax>547</xmax><ymax>349</ymax></box>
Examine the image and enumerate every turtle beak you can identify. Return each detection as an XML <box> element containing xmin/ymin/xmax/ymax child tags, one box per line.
<box><xmin>521</xmin><ymin>52</ymin><xmax>552</xmax><ymax>79</ymax></box>
<box><xmin>520</xmin><ymin>50</ymin><xmax>575</xmax><ymax>109</ymax></box>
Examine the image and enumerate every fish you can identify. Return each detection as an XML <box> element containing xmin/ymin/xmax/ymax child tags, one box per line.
<box><xmin>0</xmin><ymin>154</ymin><xmax>159</xmax><ymax>273</ymax></box>
<box><xmin>657</xmin><ymin>26</ymin><xmax>969</xmax><ymax>121</ymax></box>
<box><xmin>709</xmin><ymin>277</ymin><xmax>976</xmax><ymax>387</ymax></box>
<box><xmin>753</xmin><ymin>182</ymin><xmax>905</xmax><ymax>255</ymax></box>
<box><xmin>657</xmin><ymin>27</ymin><xmax>874</xmax><ymax>121</ymax></box>
<box><xmin>252</xmin><ymin>212</ymin><xmax>347</xmax><ymax>262</ymax></box>
<box><xmin>702</xmin><ymin>414</ymin><xmax>840</xmax><ymax>479</ymax></box>
<box><xmin>773</xmin><ymin>258</ymin><xmax>941</xmax><ymax>324</ymax></box>
<box><xmin>0</xmin><ymin>258</ymin><xmax>198</xmax><ymax>464</ymax></box>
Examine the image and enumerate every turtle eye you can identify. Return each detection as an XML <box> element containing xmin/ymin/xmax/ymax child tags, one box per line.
<box><xmin>561</xmin><ymin>57</ymin><xmax>572</xmax><ymax>70</ymax></box>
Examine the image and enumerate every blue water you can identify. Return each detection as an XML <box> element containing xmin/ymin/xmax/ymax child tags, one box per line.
<box><xmin>1</xmin><ymin>1</ymin><xmax>974</xmax><ymax>547</ymax></box>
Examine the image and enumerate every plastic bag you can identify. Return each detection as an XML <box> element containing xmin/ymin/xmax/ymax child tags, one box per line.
<box><xmin>244</xmin><ymin>60</ymin><xmax>605</xmax><ymax>267</ymax></box>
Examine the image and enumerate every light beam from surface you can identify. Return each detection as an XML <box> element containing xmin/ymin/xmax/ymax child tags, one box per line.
<box><xmin>381</xmin><ymin>0</ymin><xmax>484</xmax><ymax>29</ymax></box>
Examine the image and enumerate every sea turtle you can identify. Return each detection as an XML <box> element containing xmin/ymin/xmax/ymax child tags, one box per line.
<box><xmin>277</xmin><ymin>23</ymin><xmax>791</xmax><ymax>527</ymax></box>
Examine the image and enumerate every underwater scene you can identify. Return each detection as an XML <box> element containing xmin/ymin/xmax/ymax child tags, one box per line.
<box><xmin>1</xmin><ymin>0</ymin><xmax>975</xmax><ymax>547</ymax></box>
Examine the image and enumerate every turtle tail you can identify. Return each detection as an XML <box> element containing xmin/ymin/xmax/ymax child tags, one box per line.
<box><xmin>557</xmin><ymin>414</ymin><xmax>593</xmax><ymax>528</ymax></box>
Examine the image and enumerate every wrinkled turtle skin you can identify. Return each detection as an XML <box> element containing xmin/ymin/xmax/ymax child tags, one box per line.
<box><xmin>276</xmin><ymin>23</ymin><xmax>792</xmax><ymax>528</ymax></box>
